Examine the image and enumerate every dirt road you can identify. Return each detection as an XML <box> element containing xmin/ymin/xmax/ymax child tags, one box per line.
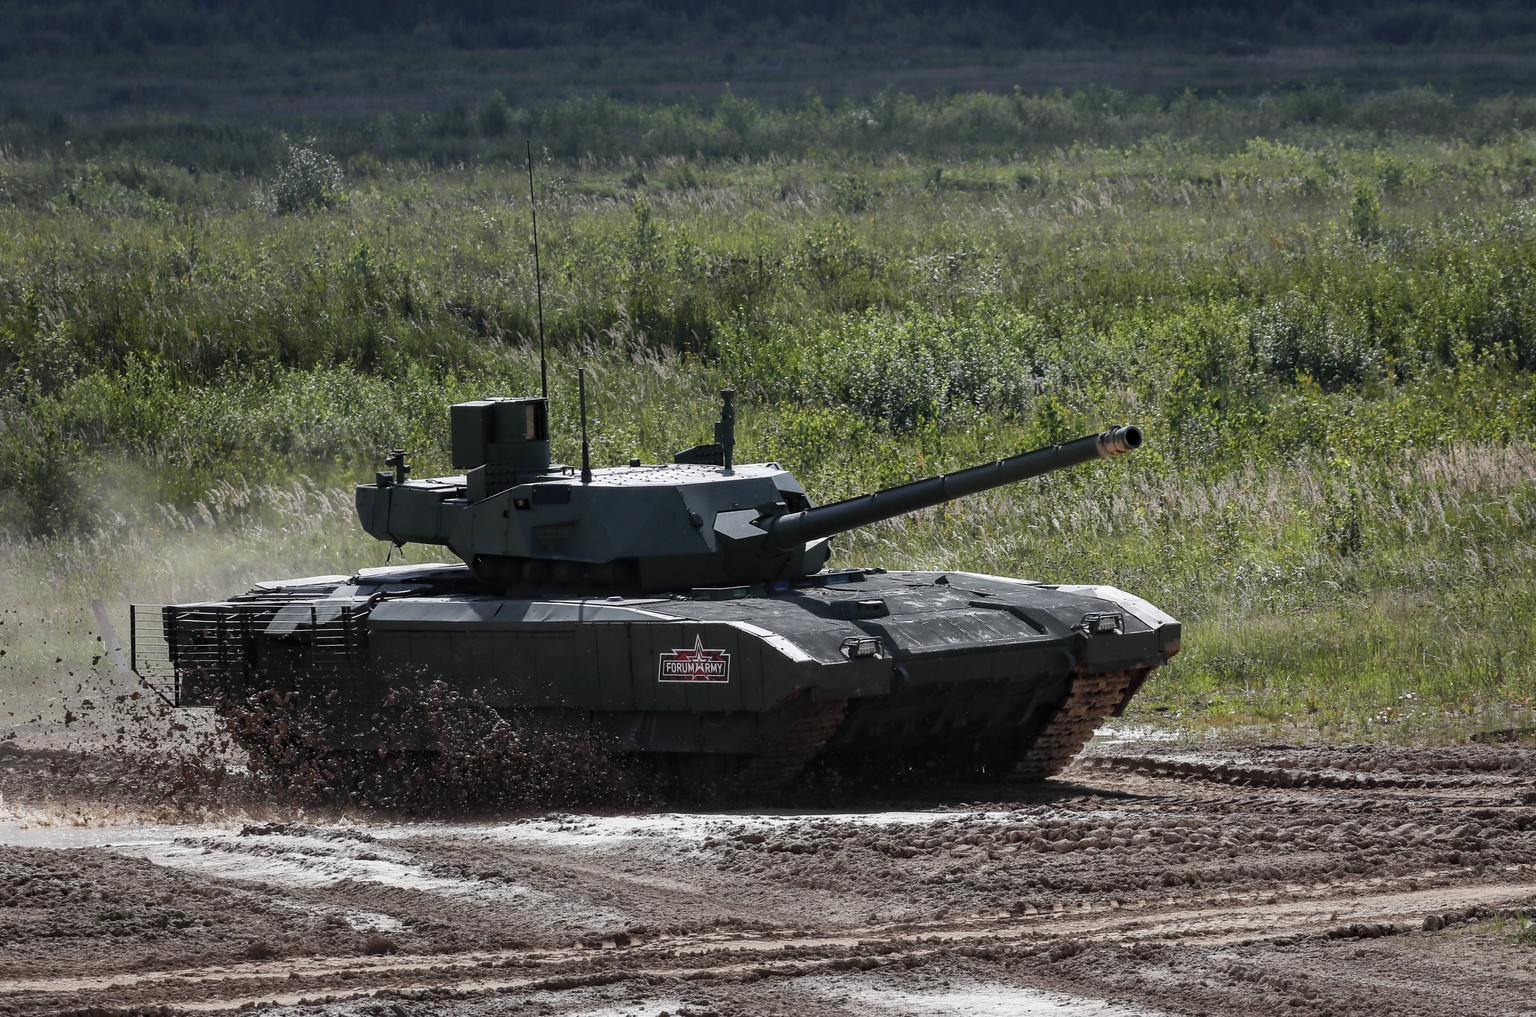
<box><xmin>2</xmin><ymin>731</ymin><xmax>1534</xmax><ymax>1016</ymax></box>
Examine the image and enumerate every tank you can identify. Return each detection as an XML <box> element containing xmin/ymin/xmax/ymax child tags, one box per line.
<box><xmin>131</xmin><ymin>389</ymin><xmax>1180</xmax><ymax>789</ymax></box>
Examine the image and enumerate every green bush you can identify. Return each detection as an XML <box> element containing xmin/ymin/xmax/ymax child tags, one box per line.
<box><xmin>832</xmin><ymin>174</ymin><xmax>873</xmax><ymax>213</ymax></box>
<box><xmin>476</xmin><ymin>91</ymin><xmax>514</xmax><ymax>138</ymax></box>
<box><xmin>1252</xmin><ymin>293</ymin><xmax>1381</xmax><ymax>390</ymax></box>
<box><xmin>1348</xmin><ymin>182</ymin><xmax>1382</xmax><ymax>243</ymax></box>
<box><xmin>266</xmin><ymin>142</ymin><xmax>346</xmax><ymax>214</ymax></box>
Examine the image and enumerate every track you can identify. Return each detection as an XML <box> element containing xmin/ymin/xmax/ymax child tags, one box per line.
<box><xmin>2</xmin><ymin>732</ymin><xmax>1534</xmax><ymax>1016</ymax></box>
<box><xmin>739</xmin><ymin>694</ymin><xmax>850</xmax><ymax>791</ymax></box>
<box><xmin>1013</xmin><ymin>668</ymin><xmax>1144</xmax><ymax>780</ymax></box>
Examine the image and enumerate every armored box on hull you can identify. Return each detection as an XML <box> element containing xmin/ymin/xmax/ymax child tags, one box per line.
<box><xmin>133</xmin><ymin>391</ymin><xmax>1180</xmax><ymax>787</ymax></box>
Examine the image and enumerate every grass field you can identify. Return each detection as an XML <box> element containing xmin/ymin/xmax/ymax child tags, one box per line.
<box><xmin>1</xmin><ymin>77</ymin><xmax>1534</xmax><ymax>735</ymax></box>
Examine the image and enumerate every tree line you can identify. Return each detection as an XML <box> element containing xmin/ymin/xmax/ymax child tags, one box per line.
<box><xmin>2</xmin><ymin>0</ymin><xmax>1534</xmax><ymax>58</ymax></box>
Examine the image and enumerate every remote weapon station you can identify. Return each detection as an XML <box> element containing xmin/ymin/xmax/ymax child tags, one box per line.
<box><xmin>130</xmin><ymin>156</ymin><xmax>1178</xmax><ymax>789</ymax></box>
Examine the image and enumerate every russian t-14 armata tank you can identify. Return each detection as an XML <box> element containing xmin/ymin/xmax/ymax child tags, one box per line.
<box><xmin>132</xmin><ymin>390</ymin><xmax>1179</xmax><ymax>788</ymax></box>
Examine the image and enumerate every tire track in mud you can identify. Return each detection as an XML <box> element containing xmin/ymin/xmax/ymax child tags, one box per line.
<box><xmin>3</xmin><ymin>736</ymin><xmax>1534</xmax><ymax>1015</ymax></box>
<box><xmin>9</xmin><ymin>873</ymin><xmax>1535</xmax><ymax>1014</ymax></box>
<box><xmin>1073</xmin><ymin>752</ymin><xmax>1536</xmax><ymax>804</ymax></box>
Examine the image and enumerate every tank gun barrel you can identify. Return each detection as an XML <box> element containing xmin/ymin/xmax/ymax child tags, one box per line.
<box><xmin>765</xmin><ymin>425</ymin><xmax>1142</xmax><ymax>551</ymax></box>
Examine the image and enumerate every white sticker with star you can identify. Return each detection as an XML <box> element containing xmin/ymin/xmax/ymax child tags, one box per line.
<box><xmin>657</xmin><ymin>636</ymin><xmax>731</xmax><ymax>683</ymax></box>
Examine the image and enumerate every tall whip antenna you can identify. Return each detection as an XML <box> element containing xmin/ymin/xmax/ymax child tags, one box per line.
<box><xmin>578</xmin><ymin>368</ymin><xmax>593</xmax><ymax>485</ymax></box>
<box><xmin>526</xmin><ymin>139</ymin><xmax>548</xmax><ymax>399</ymax></box>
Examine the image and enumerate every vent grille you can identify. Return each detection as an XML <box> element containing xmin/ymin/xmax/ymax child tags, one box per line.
<box><xmin>131</xmin><ymin>601</ymin><xmax>370</xmax><ymax>707</ymax></box>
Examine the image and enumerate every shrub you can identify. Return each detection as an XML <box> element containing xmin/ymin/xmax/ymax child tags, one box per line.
<box><xmin>476</xmin><ymin>90</ymin><xmax>514</xmax><ymax>137</ymax></box>
<box><xmin>832</xmin><ymin>174</ymin><xmax>873</xmax><ymax>212</ymax></box>
<box><xmin>1348</xmin><ymin>182</ymin><xmax>1382</xmax><ymax>244</ymax></box>
<box><xmin>265</xmin><ymin>142</ymin><xmax>345</xmax><ymax>214</ymax></box>
<box><xmin>724</xmin><ymin>308</ymin><xmax>1049</xmax><ymax>432</ymax></box>
<box><xmin>1252</xmin><ymin>293</ymin><xmax>1380</xmax><ymax>390</ymax></box>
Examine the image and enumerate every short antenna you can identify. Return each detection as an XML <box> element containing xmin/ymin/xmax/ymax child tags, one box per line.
<box><xmin>716</xmin><ymin>389</ymin><xmax>736</xmax><ymax>474</ymax></box>
<box><xmin>526</xmin><ymin>139</ymin><xmax>548</xmax><ymax>399</ymax></box>
<box><xmin>578</xmin><ymin>367</ymin><xmax>593</xmax><ymax>484</ymax></box>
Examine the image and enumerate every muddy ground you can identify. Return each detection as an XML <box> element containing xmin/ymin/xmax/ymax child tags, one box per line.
<box><xmin>2</xmin><ymin>726</ymin><xmax>1534</xmax><ymax>1017</ymax></box>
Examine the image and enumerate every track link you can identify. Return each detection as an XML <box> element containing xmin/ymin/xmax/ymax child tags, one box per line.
<box><xmin>1012</xmin><ymin>668</ymin><xmax>1144</xmax><ymax>781</ymax></box>
<box><xmin>739</xmin><ymin>696</ymin><xmax>848</xmax><ymax>791</ymax></box>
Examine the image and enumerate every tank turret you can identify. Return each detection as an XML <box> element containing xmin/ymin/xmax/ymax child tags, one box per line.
<box><xmin>356</xmin><ymin>390</ymin><xmax>1143</xmax><ymax>594</ymax></box>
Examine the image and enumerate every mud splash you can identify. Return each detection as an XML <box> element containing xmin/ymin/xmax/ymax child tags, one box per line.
<box><xmin>217</xmin><ymin>680</ymin><xmax>639</xmax><ymax>812</ymax></box>
<box><xmin>7</xmin><ymin>674</ymin><xmax>645</xmax><ymax>820</ymax></box>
